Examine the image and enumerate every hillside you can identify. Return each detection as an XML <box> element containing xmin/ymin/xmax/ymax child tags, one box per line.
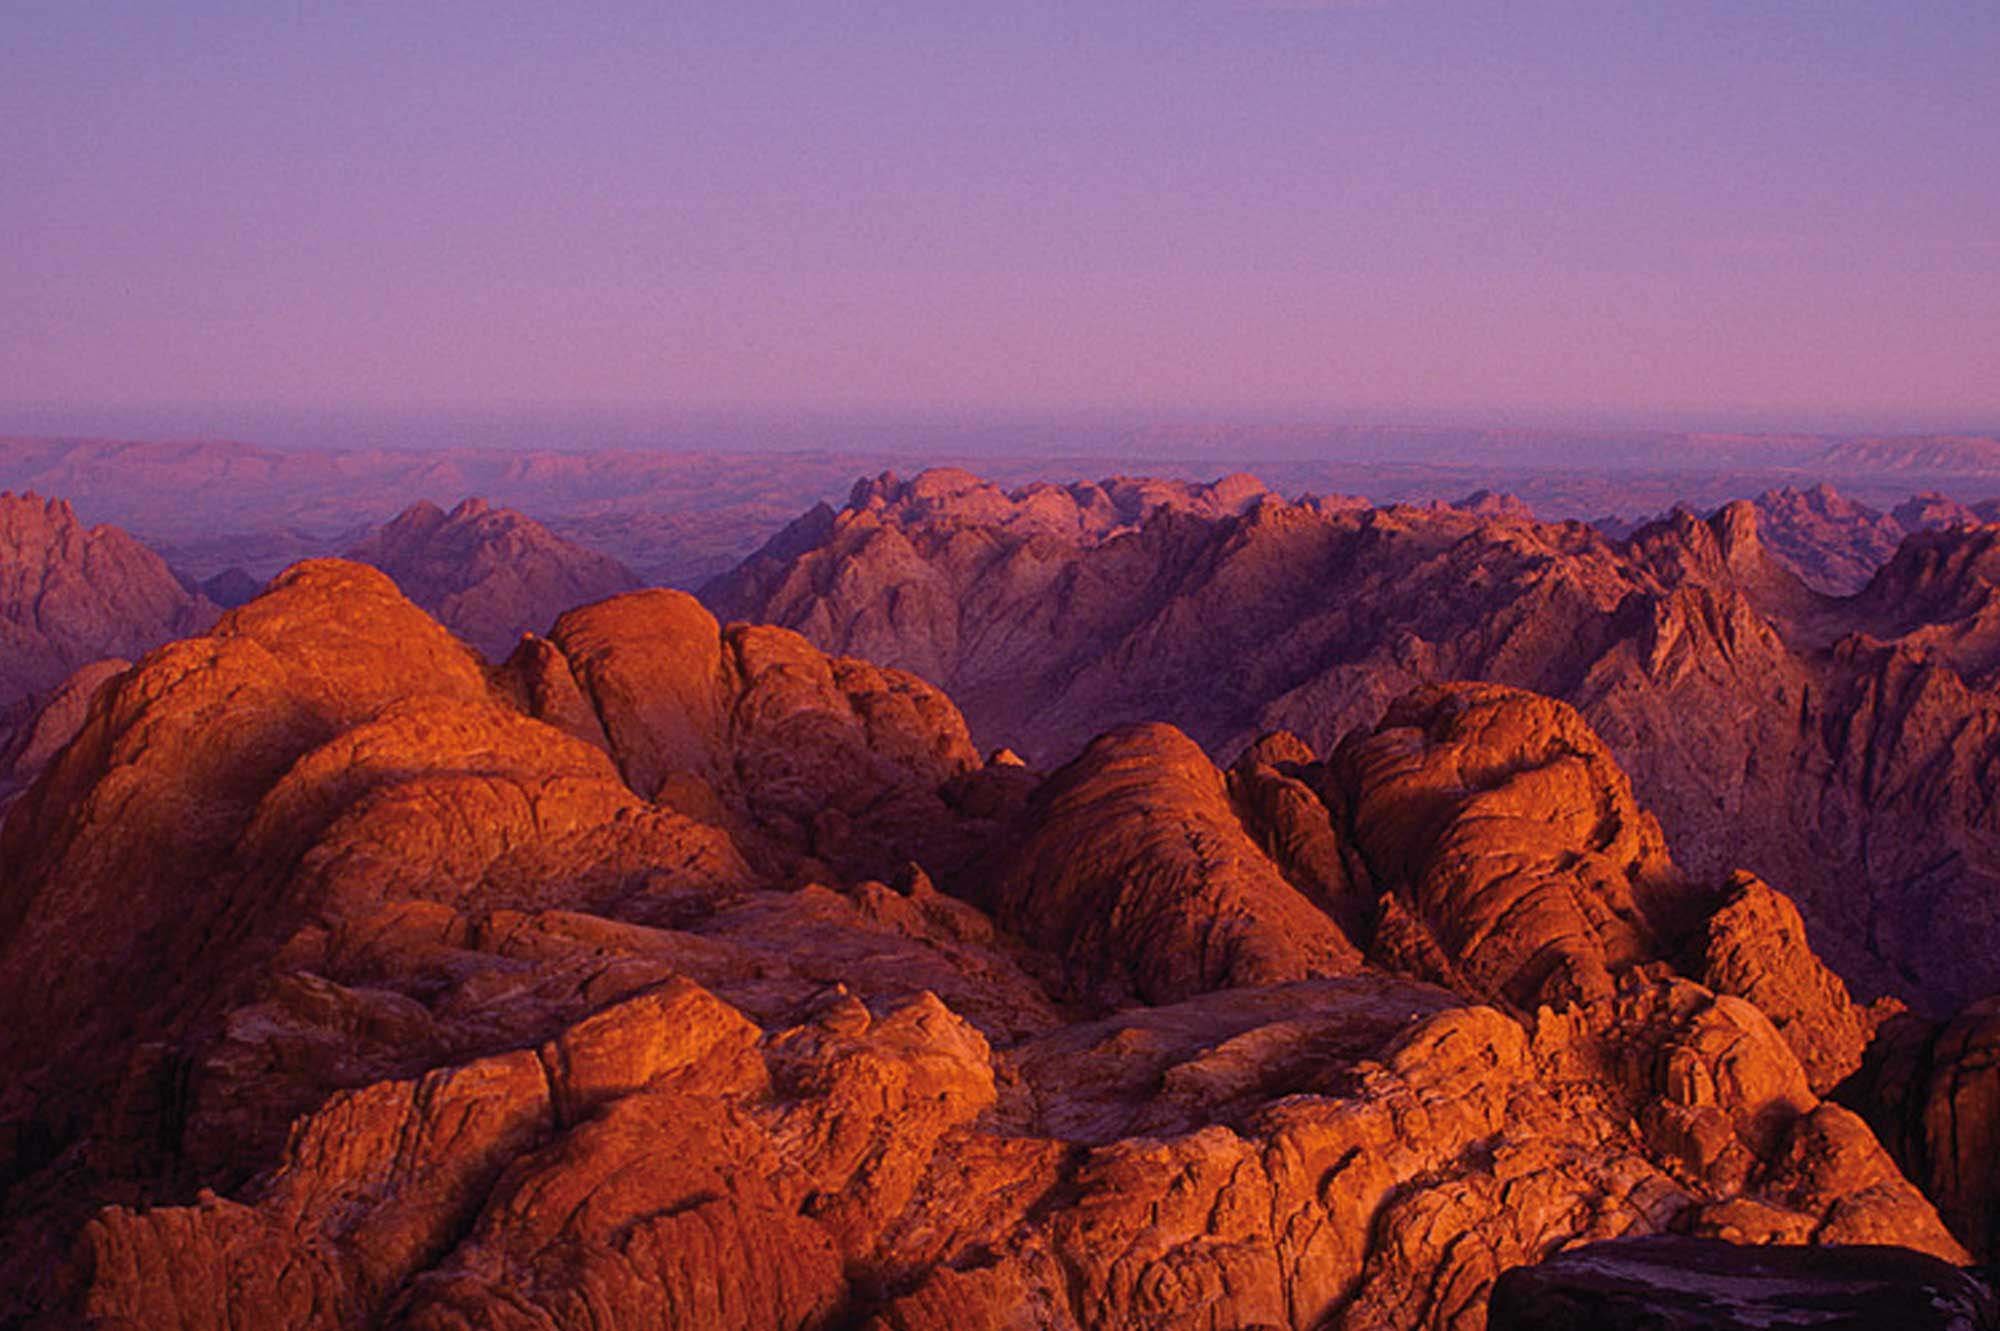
<box><xmin>345</xmin><ymin>497</ymin><xmax>641</xmax><ymax>657</ymax></box>
<box><xmin>0</xmin><ymin>490</ymin><xmax>214</xmax><ymax>705</ymax></box>
<box><xmin>0</xmin><ymin>562</ymin><xmax>1968</xmax><ymax>1326</ymax></box>
<box><xmin>709</xmin><ymin>471</ymin><xmax>2000</xmax><ymax>1011</ymax></box>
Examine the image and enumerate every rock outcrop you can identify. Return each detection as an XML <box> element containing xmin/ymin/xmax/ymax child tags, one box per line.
<box><xmin>990</xmin><ymin>722</ymin><xmax>1363</xmax><ymax>1002</ymax></box>
<box><xmin>1335</xmin><ymin>685</ymin><xmax>1693</xmax><ymax>1010</ymax></box>
<box><xmin>711</xmin><ymin>470</ymin><xmax>2000</xmax><ymax>1013</ymax></box>
<box><xmin>0</xmin><ymin>560</ymin><xmax>1972</xmax><ymax>1329</ymax></box>
<box><xmin>1844</xmin><ymin>997</ymin><xmax>2000</xmax><ymax>1261</ymax></box>
<box><xmin>527</xmin><ymin>588</ymin><xmax>986</xmax><ymax>883</ymax></box>
<box><xmin>347</xmin><ymin>497</ymin><xmax>641</xmax><ymax>657</ymax></box>
<box><xmin>1745</xmin><ymin>483</ymin><xmax>1908</xmax><ymax>595</ymax></box>
<box><xmin>0</xmin><ymin>491</ymin><xmax>215</xmax><ymax>705</ymax></box>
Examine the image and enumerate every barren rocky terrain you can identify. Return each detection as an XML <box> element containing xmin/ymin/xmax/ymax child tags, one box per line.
<box><xmin>0</xmin><ymin>561</ymin><xmax>1979</xmax><ymax>1328</ymax></box>
<box><xmin>9</xmin><ymin>429</ymin><xmax>2000</xmax><ymax>591</ymax></box>
<box><xmin>710</xmin><ymin>470</ymin><xmax>2000</xmax><ymax>1015</ymax></box>
<box><xmin>8</xmin><ymin>450</ymin><xmax>2000</xmax><ymax>1326</ymax></box>
<box><xmin>345</xmin><ymin>498</ymin><xmax>642</xmax><ymax>658</ymax></box>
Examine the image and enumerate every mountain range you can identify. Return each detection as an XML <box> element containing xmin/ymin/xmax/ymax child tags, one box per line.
<box><xmin>8</xmin><ymin>459</ymin><xmax>2000</xmax><ymax>1325</ymax></box>
<box><xmin>707</xmin><ymin>471</ymin><xmax>2000</xmax><ymax>1015</ymax></box>
<box><xmin>11</xmin><ymin>429</ymin><xmax>2000</xmax><ymax>593</ymax></box>
<box><xmin>0</xmin><ymin>559</ymin><xmax>1978</xmax><ymax>1328</ymax></box>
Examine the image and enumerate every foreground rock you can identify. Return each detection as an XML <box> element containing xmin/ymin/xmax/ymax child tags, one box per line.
<box><xmin>0</xmin><ymin>563</ymin><xmax>1970</xmax><ymax>1327</ymax></box>
<box><xmin>1488</xmin><ymin>1236</ymin><xmax>2000</xmax><ymax>1330</ymax></box>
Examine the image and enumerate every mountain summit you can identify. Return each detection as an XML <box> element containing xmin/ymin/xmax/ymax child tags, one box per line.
<box><xmin>345</xmin><ymin>496</ymin><xmax>641</xmax><ymax>656</ymax></box>
<box><xmin>0</xmin><ymin>491</ymin><xmax>215</xmax><ymax>706</ymax></box>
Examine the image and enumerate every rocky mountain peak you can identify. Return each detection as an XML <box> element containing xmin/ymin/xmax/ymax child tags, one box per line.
<box><xmin>0</xmin><ymin>490</ymin><xmax>217</xmax><ymax>706</ymax></box>
<box><xmin>345</xmin><ymin>497</ymin><xmax>641</xmax><ymax>657</ymax></box>
<box><xmin>0</xmin><ymin>511</ymin><xmax>1993</xmax><ymax>1325</ymax></box>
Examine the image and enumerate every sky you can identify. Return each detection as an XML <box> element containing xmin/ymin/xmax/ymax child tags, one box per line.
<box><xmin>4</xmin><ymin>0</ymin><xmax>1997</xmax><ymax>434</ymax></box>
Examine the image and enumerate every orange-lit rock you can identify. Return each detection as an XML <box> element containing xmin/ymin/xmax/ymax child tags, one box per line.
<box><xmin>549</xmin><ymin>589</ymin><xmax>981</xmax><ymax>881</ymax></box>
<box><xmin>993</xmin><ymin>722</ymin><xmax>1363</xmax><ymax>1002</ymax></box>
<box><xmin>1698</xmin><ymin>871</ymin><xmax>1884</xmax><ymax>1093</ymax></box>
<box><xmin>1336</xmin><ymin>684</ymin><xmax>1697</xmax><ymax>1011</ymax></box>
<box><xmin>0</xmin><ymin>560</ymin><xmax>1974</xmax><ymax>1329</ymax></box>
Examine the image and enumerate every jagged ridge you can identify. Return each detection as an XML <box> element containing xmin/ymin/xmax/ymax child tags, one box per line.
<box><xmin>709</xmin><ymin>470</ymin><xmax>2000</xmax><ymax>1013</ymax></box>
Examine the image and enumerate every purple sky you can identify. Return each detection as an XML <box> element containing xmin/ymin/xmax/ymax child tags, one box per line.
<box><xmin>5</xmin><ymin>1</ymin><xmax>1997</xmax><ymax>430</ymax></box>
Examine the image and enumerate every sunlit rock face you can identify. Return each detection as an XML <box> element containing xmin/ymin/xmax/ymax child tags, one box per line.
<box><xmin>0</xmin><ymin>558</ymin><xmax>1973</xmax><ymax>1329</ymax></box>
<box><xmin>712</xmin><ymin>470</ymin><xmax>2000</xmax><ymax>1014</ymax></box>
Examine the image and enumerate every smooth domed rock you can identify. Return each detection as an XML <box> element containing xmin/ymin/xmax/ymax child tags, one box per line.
<box><xmin>993</xmin><ymin>722</ymin><xmax>1363</xmax><ymax>1003</ymax></box>
<box><xmin>550</xmin><ymin>590</ymin><xmax>981</xmax><ymax>881</ymax></box>
<box><xmin>547</xmin><ymin>589</ymin><xmax>733</xmax><ymax>793</ymax></box>
<box><xmin>1337</xmin><ymin>684</ymin><xmax>1696</xmax><ymax>1011</ymax></box>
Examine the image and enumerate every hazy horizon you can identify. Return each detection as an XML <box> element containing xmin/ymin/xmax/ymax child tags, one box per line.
<box><xmin>4</xmin><ymin>399</ymin><xmax>1996</xmax><ymax>461</ymax></box>
<box><xmin>9</xmin><ymin>2</ymin><xmax>1997</xmax><ymax>427</ymax></box>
